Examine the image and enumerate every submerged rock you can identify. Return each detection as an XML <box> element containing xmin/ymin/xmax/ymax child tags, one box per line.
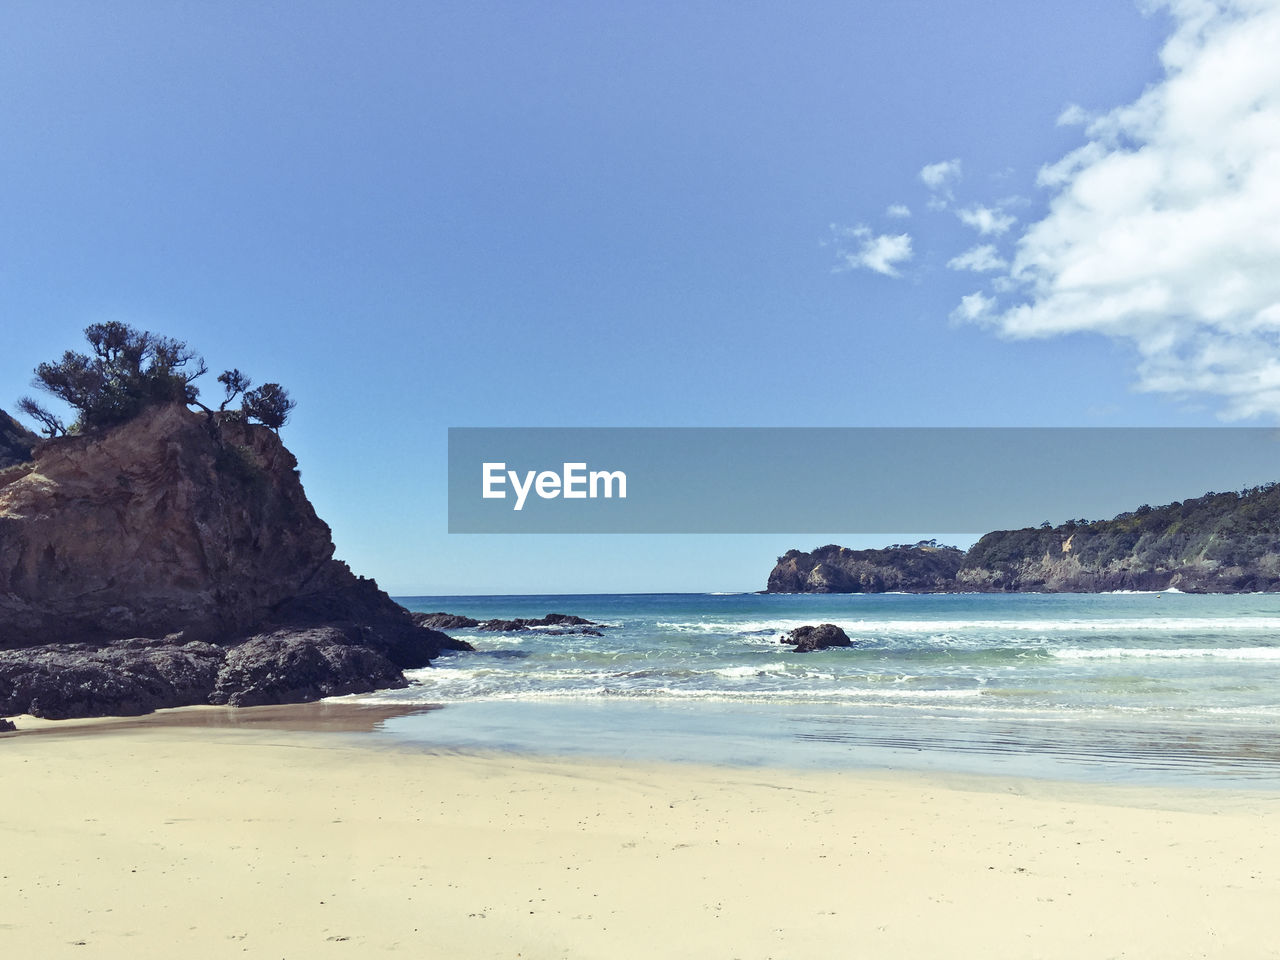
<box><xmin>782</xmin><ymin>623</ymin><xmax>853</xmax><ymax>653</ymax></box>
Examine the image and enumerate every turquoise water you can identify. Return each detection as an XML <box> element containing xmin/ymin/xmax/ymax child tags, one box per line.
<box><xmin>367</xmin><ymin>592</ymin><xmax>1280</xmax><ymax>786</ymax></box>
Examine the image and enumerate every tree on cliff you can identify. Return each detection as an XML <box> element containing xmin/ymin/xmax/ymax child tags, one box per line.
<box><xmin>19</xmin><ymin>322</ymin><xmax>206</xmax><ymax>435</ymax></box>
<box><xmin>241</xmin><ymin>383</ymin><xmax>296</xmax><ymax>433</ymax></box>
<box><xmin>17</xmin><ymin>322</ymin><xmax>295</xmax><ymax>435</ymax></box>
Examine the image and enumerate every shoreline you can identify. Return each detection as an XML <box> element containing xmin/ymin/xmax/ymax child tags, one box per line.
<box><xmin>6</xmin><ymin>705</ymin><xmax>1280</xmax><ymax>957</ymax></box>
<box><xmin>13</xmin><ymin>693</ymin><xmax>1280</xmax><ymax>794</ymax></box>
<box><xmin>1</xmin><ymin>699</ymin><xmax>443</xmax><ymax>737</ymax></box>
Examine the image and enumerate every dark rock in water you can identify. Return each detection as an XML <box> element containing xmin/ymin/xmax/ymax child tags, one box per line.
<box><xmin>405</xmin><ymin>613</ymin><xmax>475</xmax><ymax>652</ymax></box>
<box><xmin>409</xmin><ymin>612</ymin><xmax>600</xmax><ymax>635</ymax></box>
<box><xmin>0</xmin><ymin>717</ymin><xmax>16</xmax><ymax>732</ymax></box>
<box><xmin>270</xmin><ymin>577</ymin><xmax>452</xmax><ymax>667</ymax></box>
<box><xmin>411</xmin><ymin>612</ymin><xmax>480</xmax><ymax>631</ymax></box>
<box><xmin>429</xmin><ymin>630</ymin><xmax>476</xmax><ymax>652</ymax></box>
<box><xmin>403</xmin><ymin>612</ymin><xmax>604</xmax><ymax>643</ymax></box>
<box><xmin>475</xmin><ymin>618</ymin><xmax>528</xmax><ymax>632</ymax></box>
<box><xmin>539</xmin><ymin>613</ymin><xmax>594</xmax><ymax>626</ymax></box>
<box><xmin>474</xmin><ymin>613</ymin><xmax>602</xmax><ymax>633</ymax></box>
<box><xmin>209</xmin><ymin>627</ymin><xmax>405</xmax><ymax>708</ymax></box>
<box><xmin>782</xmin><ymin>623</ymin><xmax>853</xmax><ymax>653</ymax></box>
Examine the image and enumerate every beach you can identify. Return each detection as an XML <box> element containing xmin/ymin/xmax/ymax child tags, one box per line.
<box><xmin>5</xmin><ymin>704</ymin><xmax>1280</xmax><ymax>959</ymax></box>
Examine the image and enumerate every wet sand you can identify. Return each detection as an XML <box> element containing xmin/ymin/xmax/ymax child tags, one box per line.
<box><xmin>4</xmin><ymin>703</ymin><xmax>1280</xmax><ymax>959</ymax></box>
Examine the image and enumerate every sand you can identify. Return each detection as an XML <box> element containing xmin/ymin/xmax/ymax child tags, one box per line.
<box><xmin>4</xmin><ymin>704</ymin><xmax>1280</xmax><ymax>959</ymax></box>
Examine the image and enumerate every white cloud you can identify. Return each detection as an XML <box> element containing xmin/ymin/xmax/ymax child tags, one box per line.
<box><xmin>952</xmin><ymin>291</ymin><xmax>997</xmax><ymax>323</ymax></box>
<box><xmin>920</xmin><ymin>159</ymin><xmax>962</xmax><ymax>195</ymax></box>
<box><xmin>947</xmin><ymin>244</ymin><xmax>1008</xmax><ymax>272</ymax></box>
<box><xmin>1056</xmin><ymin>103</ymin><xmax>1091</xmax><ymax>126</ymax></box>
<box><xmin>970</xmin><ymin>0</ymin><xmax>1280</xmax><ymax>419</ymax></box>
<box><xmin>886</xmin><ymin>203</ymin><xmax>912</xmax><ymax>218</ymax></box>
<box><xmin>831</xmin><ymin>224</ymin><xmax>913</xmax><ymax>277</ymax></box>
<box><xmin>957</xmin><ymin>204</ymin><xmax>1017</xmax><ymax>236</ymax></box>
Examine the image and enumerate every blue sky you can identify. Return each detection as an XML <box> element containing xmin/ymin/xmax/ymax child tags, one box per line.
<box><xmin>4</xmin><ymin>1</ymin><xmax>1278</xmax><ymax>593</ymax></box>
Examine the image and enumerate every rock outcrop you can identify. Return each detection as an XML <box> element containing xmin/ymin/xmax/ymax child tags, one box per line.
<box><xmin>782</xmin><ymin>623</ymin><xmax>853</xmax><ymax>653</ymax></box>
<box><xmin>768</xmin><ymin>542</ymin><xmax>965</xmax><ymax>594</ymax></box>
<box><xmin>410</xmin><ymin>611</ymin><xmax>604</xmax><ymax>637</ymax></box>
<box><xmin>0</xmin><ymin>403</ymin><xmax>454</xmax><ymax>718</ymax></box>
<box><xmin>0</xmin><ymin>626</ymin><xmax>416</xmax><ymax>720</ymax></box>
<box><xmin>406</xmin><ymin>613</ymin><xmax>476</xmax><ymax>652</ymax></box>
<box><xmin>473</xmin><ymin>613</ymin><xmax>602</xmax><ymax>635</ymax></box>
<box><xmin>209</xmin><ymin>627</ymin><xmax>406</xmax><ymax>708</ymax></box>
<box><xmin>412</xmin><ymin>612</ymin><xmax>481</xmax><ymax>631</ymax></box>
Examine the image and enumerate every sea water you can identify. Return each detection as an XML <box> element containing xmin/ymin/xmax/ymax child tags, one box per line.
<box><xmin>361</xmin><ymin>592</ymin><xmax>1280</xmax><ymax>787</ymax></box>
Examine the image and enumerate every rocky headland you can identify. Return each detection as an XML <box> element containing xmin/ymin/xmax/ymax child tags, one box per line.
<box><xmin>768</xmin><ymin>542</ymin><xmax>965</xmax><ymax>594</ymax></box>
<box><xmin>767</xmin><ymin>485</ymin><xmax>1280</xmax><ymax>594</ymax></box>
<box><xmin>0</xmin><ymin>402</ymin><xmax>457</xmax><ymax>719</ymax></box>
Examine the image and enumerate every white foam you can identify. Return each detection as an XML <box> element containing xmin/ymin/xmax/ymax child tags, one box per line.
<box><xmin>656</xmin><ymin>616</ymin><xmax>1280</xmax><ymax>636</ymax></box>
<box><xmin>1104</xmin><ymin>587</ymin><xmax>1186</xmax><ymax>594</ymax></box>
<box><xmin>1053</xmin><ymin>646</ymin><xmax>1280</xmax><ymax>661</ymax></box>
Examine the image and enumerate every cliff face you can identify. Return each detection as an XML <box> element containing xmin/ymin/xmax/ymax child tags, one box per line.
<box><xmin>1</xmin><ymin>403</ymin><xmax>344</xmax><ymax>645</ymax></box>
<box><xmin>767</xmin><ymin>486</ymin><xmax>1280</xmax><ymax>594</ymax></box>
<box><xmin>0</xmin><ymin>410</ymin><xmax>36</xmax><ymax>470</ymax></box>
<box><xmin>767</xmin><ymin>542</ymin><xmax>965</xmax><ymax>593</ymax></box>
<box><xmin>0</xmin><ymin>403</ymin><xmax>450</xmax><ymax>719</ymax></box>
<box><xmin>955</xmin><ymin>488</ymin><xmax>1280</xmax><ymax>593</ymax></box>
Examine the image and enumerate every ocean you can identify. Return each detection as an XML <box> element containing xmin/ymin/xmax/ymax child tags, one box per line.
<box><xmin>363</xmin><ymin>592</ymin><xmax>1280</xmax><ymax>788</ymax></box>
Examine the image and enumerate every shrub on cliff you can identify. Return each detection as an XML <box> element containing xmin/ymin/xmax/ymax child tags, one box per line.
<box><xmin>241</xmin><ymin>383</ymin><xmax>296</xmax><ymax>433</ymax></box>
<box><xmin>16</xmin><ymin>322</ymin><xmax>295</xmax><ymax>436</ymax></box>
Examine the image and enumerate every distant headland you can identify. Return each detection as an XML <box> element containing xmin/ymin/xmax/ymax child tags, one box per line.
<box><xmin>768</xmin><ymin>484</ymin><xmax>1280</xmax><ymax>594</ymax></box>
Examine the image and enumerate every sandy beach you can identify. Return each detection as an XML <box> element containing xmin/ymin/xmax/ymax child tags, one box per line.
<box><xmin>4</xmin><ymin>704</ymin><xmax>1280</xmax><ymax>960</ymax></box>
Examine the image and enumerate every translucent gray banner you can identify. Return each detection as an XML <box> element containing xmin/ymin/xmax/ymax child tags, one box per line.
<box><xmin>447</xmin><ymin>428</ymin><xmax>1280</xmax><ymax>533</ymax></box>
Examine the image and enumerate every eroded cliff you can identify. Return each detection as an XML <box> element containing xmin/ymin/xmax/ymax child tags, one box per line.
<box><xmin>0</xmin><ymin>403</ymin><xmax>451</xmax><ymax>718</ymax></box>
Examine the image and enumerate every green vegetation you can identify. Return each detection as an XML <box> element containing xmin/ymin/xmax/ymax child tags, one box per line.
<box><xmin>963</xmin><ymin>484</ymin><xmax>1280</xmax><ymax>574</ymax></box>
<box><xmin>16</xmin><ymin>323</ymin><xmax>295</xmax><ymax>436</ymax></box>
